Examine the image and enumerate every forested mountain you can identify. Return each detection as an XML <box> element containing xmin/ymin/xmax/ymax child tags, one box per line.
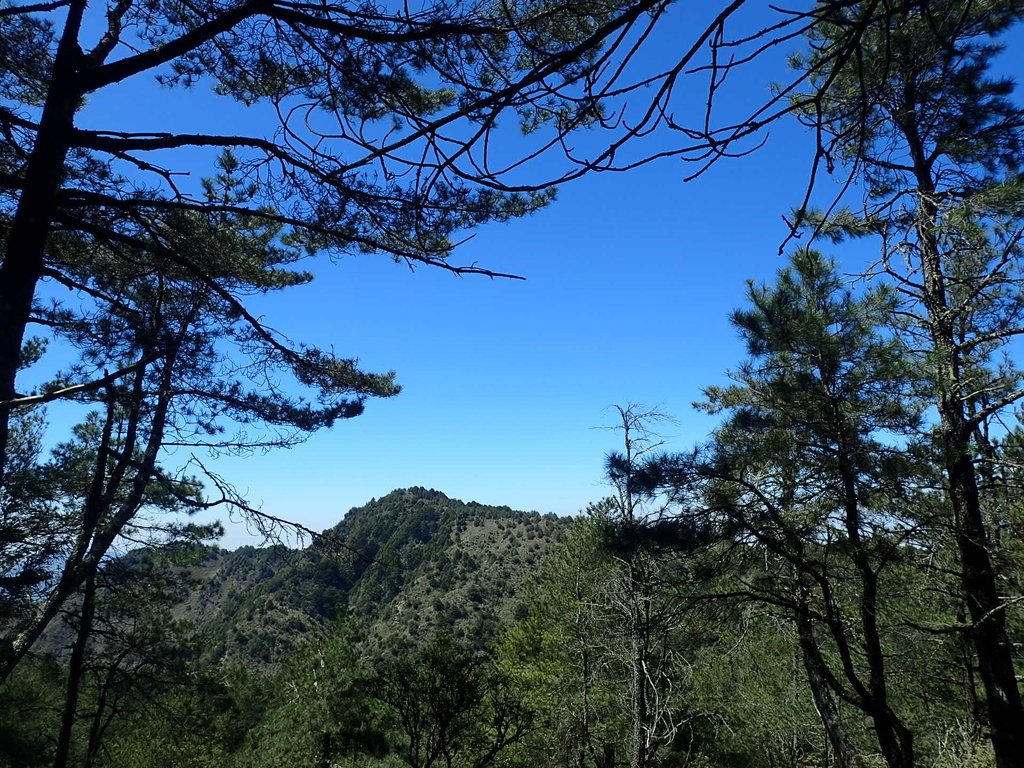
<box><xmin>5</xmin><ymin>2</ymin><xmax>1024</xmax><ymax>767</ymax></box>
<box><xmin>179</xmin><ymin>488</ymin><xmax>568</xmax><ymax>664</ymax></box>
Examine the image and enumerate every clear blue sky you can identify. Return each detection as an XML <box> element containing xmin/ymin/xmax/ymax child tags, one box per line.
<box><xmin>206</xmin><ymin>148</ymin><xmax>807</xmax><ymax>545</ymax></box>
<box><xmin>195</xmin><ymin>119</ymin><xmax>827</xmax><ymax>543</ymax></box>
<box><xmin>48</xmin><ymin>2</ymin><xmax>1024</xmax><ymax>547</ymax></box>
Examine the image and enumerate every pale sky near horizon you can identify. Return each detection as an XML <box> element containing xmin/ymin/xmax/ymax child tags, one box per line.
<box><xmin>27</xmin><ymin>2</ymin><xmax>1024</xmax><ymax>549</ymax></box>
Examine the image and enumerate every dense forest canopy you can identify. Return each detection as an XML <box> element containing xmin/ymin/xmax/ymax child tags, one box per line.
<box><xmin>3</xmin><ymin>0</ymin><xmax>1024</xmax><ymax>767</ymax></box>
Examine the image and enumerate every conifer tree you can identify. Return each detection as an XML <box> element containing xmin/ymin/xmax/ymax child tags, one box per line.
<box><xmin>502</xmin><ymin>519</ymin><xmax>620</xmax><ymax>768</ymax></box>
<box><xmin>643</xmin><ymin>250</ymin><xmax>930</xmax><ymax>768</ymax></box>
<box><xmin>0</xmin><ymin>164</ymin><xmax>398</xmax><ymax>680</ymax></box>
<box><xmin>792</xmin><ymin>3</ymin><xmax>1024</xmax><ymax>762</ymax></box>
<box><xmin>600</xmin><ymin>405</ymin><xmax>694</xmax><ymax>768</ymax></box>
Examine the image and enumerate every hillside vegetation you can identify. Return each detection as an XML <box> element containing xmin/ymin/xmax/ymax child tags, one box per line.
<box><xmin>5</xmin><ymin>2</ymin><xmax>1024</xmax><ymax>766</ymax></box>
<box><xmin>180</xmin><ymin>488</ymin><xmax>568</xmax><ymax>664</ymax></box>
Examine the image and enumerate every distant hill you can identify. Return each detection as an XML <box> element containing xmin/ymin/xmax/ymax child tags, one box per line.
<box><xmin>180</xmin><ymin>488</ymin><xmax>570</xmax><ymax>665</ymax></box>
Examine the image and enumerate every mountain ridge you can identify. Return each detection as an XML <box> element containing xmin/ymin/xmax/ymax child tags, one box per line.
<box><xmin>181</xmin><ymin>487</ymin><xmax>570</xmax><ymax>664</ymax></box>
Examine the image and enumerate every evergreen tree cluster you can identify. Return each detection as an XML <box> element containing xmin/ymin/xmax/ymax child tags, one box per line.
<box><xmin>4</xmin><ymin>1</ymin><xmax>1024</xmax><ymax>767</ymax></box>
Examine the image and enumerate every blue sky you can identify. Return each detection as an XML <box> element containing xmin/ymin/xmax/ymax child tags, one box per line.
<box><xmin>45</xmin><ymin>2</ymin><xmax>1024</xmax><ymax>547</ymax></box>
<box><xmin>207</xmin><ymin>163</ymin><xmax>787</xmax><ymax>539</ymax></box>
<box><xmin>199</xmin><ymin>106</ymin><xmax>827</xmax><ymax>544</ymax></box>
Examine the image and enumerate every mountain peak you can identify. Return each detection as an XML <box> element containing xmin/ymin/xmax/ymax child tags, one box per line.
<box><xmin>183</xmin><ymin>489</ymin><xmax>570</xmax><ymax>665</ymax></box>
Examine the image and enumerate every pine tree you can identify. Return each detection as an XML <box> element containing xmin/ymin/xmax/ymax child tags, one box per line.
<box><xmin>0</xmin><ymin>156</ymin><xmax>400</xmax><ymax>682</ymax></box>
<box><xmin>792</xmin><ymin>3</ymin><xmax>1024</xmax><ymax>762</ymax></box>
<box><xmin>647</xmin><ymin>250</ymin><xmax>930</xmax><ymax>768</ymax></box>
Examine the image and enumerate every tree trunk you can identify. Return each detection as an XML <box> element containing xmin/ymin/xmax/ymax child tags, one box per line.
<box><xmin>795</xmin><ymin>566</ymin><xmax>913</xmax><ymax>768</ymax></box>
<box><xmin>628</xmin><ymin>559</ymin><xmax>651</xmax><ymax>768</ymax></box>
<box><xmin>799</xmin><ymin>639</ymin><xmax>858</xmax><ymax>768</ymax></box>
<box><xmin>837</xmin><ymin>454</ymin><xmax>914</xmax><ymax>768</ymax></box>
<box><xmin>867</xmin><ymin>707</ymin><xmax>914</xmax><ymax>768</ymax></box>
<box><xmin>0</xmin><ymin>1</ymin><xmax>85</xmax><ymax>487</ymax></box>
<box><xmin>319</xmin><ymin>731</ymin><xmax>332</xmax><ymax>768</ymax></box>
<box><xmin>905</xmin><ymin>138</ymin><xmax>1024</xmax><ymax>766</ymax></box>
<box><xmin>53</xmin><ymin>567</ymin><xmax>97</xmax><ymax>768</ymax></box>
<box><xmin>945</xmin><ymin>441</ymin><xmax>1024</xmax><ymax>767</ymax></box>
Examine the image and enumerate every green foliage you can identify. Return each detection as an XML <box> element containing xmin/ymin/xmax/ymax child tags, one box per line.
<box><xmin>504</xmin><ymin>507</ymin><xmax>718</xmax><ymax>768</ymax></box>
<box><xmin>98</xmin><ymin>671</ymin><xmax>250</xmax><ymax>768</ymax></box>
<box><xmin>184</xmin><ymin>489</ymin><xmax>569</xmax><ymax>666</ymax></box>
<box><xmin>0</xmin><ymin>658</ymin><xmax>62</xmax><ymax>767</ymax></box>
<box><xmin>236</xmin><ymin>619</ymin><xmax>387</xmax><ymax>768</ymax></box>
<box><xmin>372</xmin><ymin>634</ymin><xmax>533</xmax><ymax>768</ymax></box>
<box><xmin>501</xmin><ymin>519</ymin><xmax>627</xmax><ymax>768</ymax></box>
<box><xmin>0</xmin><ymin>409</ymin><xmax>58</xmax><ymax>627</ymax></box>
<box><xmin>4</xmin><ymin>472</ymin><xmax>1021</xmax><ymax>768</ymax></box>
<box><xmin>685</xmin><ymin>610</ymin><xmax>829</xmax><ymax>768</ymax></box>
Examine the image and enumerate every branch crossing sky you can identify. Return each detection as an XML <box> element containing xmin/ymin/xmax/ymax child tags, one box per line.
<box><xmin>49</xmin><ymin>3</ymin><xmax>1024</xmax><ymax>546</ymax></box>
